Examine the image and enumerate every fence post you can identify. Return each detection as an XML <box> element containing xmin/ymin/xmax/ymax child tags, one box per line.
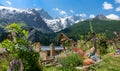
<box><xmin>50</xmin><ymin>43</ymin><xmax>55</xmax><ymax>59</ymax></box>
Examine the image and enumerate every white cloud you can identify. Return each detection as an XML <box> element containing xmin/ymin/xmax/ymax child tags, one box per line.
<box><xmin>89</xmin><ymin>14</ymin><xmax>95</xmax><ymax>18</ymax></box>
<box><xmin>103</xmin><ymin>1</ymin><xmax>113</xmax><ymax>10</ymax></box>
<box><xmin>59</xmin><ymin>10</ymin><xmax>66</xmax><ymax>15</ymax></box>
<box><xmin>53</xmin><ymin>8</ymin><xmax>67</xmax><ymax>16</ymax></box>
<box><xmin>6</xmin><ymin>1</ymin><xmax>11</xmax><ymax>6</ymax></box>
<box><xmin>106</xmin><ymin>14</ymin><xmax>120</xmax><ymax>20</ymax></box>
<box><xmin>80</xmin><ymin>13</ymin><xmax>86</xmax><ymax>17</ymax></box>
<box><xmin>53</xmin><ymin>8</ymin><xmax>59</xmax><ymax>11</ymax></box>
<box><xmin>115</xmin><ymin>0</ymin><xmax>120</xmax><ymax>3</ymax></box>
<box><xmin>70</xmin><ymin>10</ymin><xmax>74</xmax><ymax>13</ymax></box>
<box><xmin>116</xmin><ymin>6</ymin><xmax>120</xmax><ymax>11</ymax></box>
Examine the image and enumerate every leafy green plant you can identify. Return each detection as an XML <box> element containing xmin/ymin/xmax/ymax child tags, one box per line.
<box><xmin>64</xmin><ymin>40</ymin><xmax>72</xmax><ymax>51</ymax></box>
<box><xmin>57</xmin><ymin>53</ymin><xmax>83</xmax><ymax>71</ymax></box>
<box><xmin>97</xmin><ymin>33</ymin><xmax>108</xmax><ymax>55</ymax></box>
<box><xmin>0</xmin><ymin>23</ymin><xmax>41</xmax><ymax>71</ymax></box>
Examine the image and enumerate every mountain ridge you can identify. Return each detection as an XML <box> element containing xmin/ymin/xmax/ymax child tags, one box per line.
<box><xmin>0</xmin><ymin>6</ymin><xmax>53</xmax><ymax>33</ymax></box>
<box><xmin>0</xmin><ymin>6</ymin><xmax>84</xmax><ymax>33</ymax></box>
<box><xmin>55</xmin><ymin>19</ymin><xmax>120</xmax><ymax>40</ymax></box>
<box><xmin>44</xmin><ymin>15</ymin><xmax>83</xmax><ymax>32</ymax></box>
<box><xmin>94</xmin><ymin>14</ymin><xmax>107</xmax><ymax>20</ymax></box>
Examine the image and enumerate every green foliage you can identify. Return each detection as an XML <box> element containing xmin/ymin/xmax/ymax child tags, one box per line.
<box><xmin>0</xmin><ymin>39</ymin><xmax>14</xmax><ymax>49</ymax></box>
<box><xmin>88</xmin><ymin>55</ymin><xmax>120</xmax><ymax>71</ymax></box>
<box><xmin>0</xmin><ymin>57</ymin><xmax>9</xmax><ymax>71</ymax></box>
<box><xmin>43</xmin><ymin>67</ymin><xmax>61</xmax><ymax>71</ymax></box>
<box><xmin>97</xmin><ymin>33</ymin><xmax>108</xmax><ymax>55</ymax></box>
<box><xmin>98</xmin><ymin>40</ymin><xmax>108</xmax><ymax>55</ymax></box>
<box><xmin>89</xmin><ymin>20</ymin><xmax>94</xmax><ymax>33</ymax></box>
<box><xmin>0</xmin><ymin>23</ymin><xmax>41</xmax><ymax>71</ymax></box>
<box><xmin>6</xmin><ymin>23</ymin><xmax>28</xmax><ymax>39</ymax></box>
<box><xmin>57</xmin><ymin>19</ymin><xmax>120</xmax><ymax>40</ymax></box>
<box><xmin>57</xmin><ymin>53</ymin><xmax>83</xmax><ymax>71</ymax></box>
<box><xmin>18</xmin><ymin>49</ymin><xmax>40</xmax><ymax>71</ymax></box>
<box><xmin>80</xmin><ymin>35</ymin><xmax>85</xmax><ymax>40</ymax></box>
<box><xmin>5</xmin><ymin>23</ymin><xmax>21</xmax><ymax>33</ymax></box>
<box><xmin>64</xmin><ymin>40</ymin><xmax>73</xmax><ymax>51</ymax></box>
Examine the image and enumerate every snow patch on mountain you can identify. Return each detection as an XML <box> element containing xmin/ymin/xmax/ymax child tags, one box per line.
<box><xmin>0</xmin><ymin>6</ymin><xmax>39</xmax><ymax>15</ymax></box>
<box><xmin>0</xmin><ymin>6</ymin><xmax>53</xmax><ymax>33</ymax></box>
<box><xmin>0</xmin><ymin>6</ymin><xmax>84</xmax><ymax>32</ymax></box>
<box><xmin>44</xmin><ymin>15</ymin><xmax>83</xmax><ymax>32</ymax></box>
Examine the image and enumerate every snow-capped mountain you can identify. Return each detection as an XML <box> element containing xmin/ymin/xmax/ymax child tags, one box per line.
<box><xmin>35</xmin><ymin>8</ymin><xmax>83</xmax><ymax>32</ymax></box>
<box><xmin>0</xmin><ymin>6</ymin><xmax>83</xmax><ymax>33</ymax></box>
<box><xmin>35</xmin><ymin>8</ymin><xmax>53</xmax><ymax>20</ymax></box>
<box><xmin>0</xmin><ymin>6</ymin><xmax>53</xmax><ymax>33</ymax></box>
<box><xmin>44</xmin><ymin>15</ymin><xmax>83</xmax><ymax>32</ymax></box>
<box><xmin>34</xmin><ymin>8</ymin><xmax>83</xmax><ymax>32</ymax></box>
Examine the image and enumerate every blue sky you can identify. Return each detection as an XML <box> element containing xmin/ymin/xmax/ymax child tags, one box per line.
<box><xmin>0</xmin><ymin>0</ymin><xmax>120</xmax><ymax>20</ymax></box>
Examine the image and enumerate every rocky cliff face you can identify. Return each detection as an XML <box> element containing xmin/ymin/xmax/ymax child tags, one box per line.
<box><xmin>94</xmin><ymin>14</ymin><xmax>107</xmax><ymax>20</ymax></box>
<box><xmin>0</xmin><ymin>6</ymin><xmax>84</xmax><ymax>33</ymax></box>
<box><xmin>35</xmin><ymin>8</ymin><xmax>53</xmax><ymax>20</ymax></box>
<box><xmin>0</xmin><ymin>6</ymin><xmax>53</xmax><ymax>33</ymax></box>
<box><xmin>44</xmin><ymin>15</ymin><xmax>83</xmax><ymax>32</ymax></box>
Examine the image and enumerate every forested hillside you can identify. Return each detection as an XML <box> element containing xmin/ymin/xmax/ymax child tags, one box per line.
<box><xmin>0</xmin><ymin>19</ymin><xmax>120</xmax><ymax>45</ymax></box>
<box><xmin>54</xmin><ymin>19</ymin><xmax>120</xmax><ymax>41</ymax></box>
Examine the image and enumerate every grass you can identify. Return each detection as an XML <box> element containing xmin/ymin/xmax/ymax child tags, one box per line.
<box><xmin>96</xmin><ymin>55</ymin><xmax>120</xmax><ymax>71</ymax></box>
<box><xmin>1</xmin><ymin>55</ymin><xmax>120</xmax><ymax>71</ymax></box>
<box><xmin>43</xmin><ymin>55</ymin><xmax>120</xmax><ymax>71</ymax></box>
<box><xmin>0</xmin><ymin>57</ymin><xmax>9</xmax><ymax>71</ymax></box>
<box><xmin>43</xmin><ymin>67</ymin><xmax>61</xmax><ymax>71</ymax></box>
<box><xmin>86</xmin><ymin>55</ymin><xmax>120</xmax><ymax>71</ymax></box>
<box><xmin>1</xmin><ymin>44</ymin><xmax>120</xmax><ymax>71</ymax></box>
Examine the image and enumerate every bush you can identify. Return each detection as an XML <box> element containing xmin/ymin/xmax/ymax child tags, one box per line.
<box><xmin>0</xmin><ymin>23</ymin><xmax>42</xmax><ymax>71</ymax></box>
<box><xmin>57</xmin><ymin>52</ymin><xmax>83</xmax><ymax>70</ymax></box>
<box><xmin>18</xmin><ymin>48</ymin><xmax>40</xmax><ymax>71</ymax></box>
<box><xmin>98</xmin><ymin>39</ymin><xmax>108</xmax><ymax>55</ymax></box>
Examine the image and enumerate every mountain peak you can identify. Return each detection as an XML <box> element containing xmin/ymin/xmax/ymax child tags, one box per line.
<box><xmin>35</xmin><ymin>8</ymin><xmax>53</xmax><ymax>20</ymax></box>
<box><xmin>44</xmin><ymin>15</ymin><xmax>83</xmax><ymax>32</ymax></box>
<box><xmin>0</xmin><ymin>6</ymin><xmax>53</xmax><ymax>33</ymax></box>
<box><xmin>94</xmin><ymin>14</ymin><xmax>107</xmax><ymax>20</ymax></box>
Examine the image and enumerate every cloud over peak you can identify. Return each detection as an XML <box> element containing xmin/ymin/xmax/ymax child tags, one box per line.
<box><xmin>106</xmin><ymin>14</ymin><xmax>120</xmax><ymax>20</ymax></box>
<box><xmin>103</xmin><ymin>1</ymin><xmax>113</xmax><ymax>10</ymax></box>
<box><xmin>53</xmin><ymin>8</ymin><xmax>67</xmax><ymax>16</ymax></box>
<box><xmin>116</xmin><ymin>6</ymin><xmax>120</xmax><ymax>11</ymax></box>
<box><xmin>75</xmin><ymin>13</ymin><xmax>86</xmax><ymax>18</ymax></box>
<box><xmin>80</xmin><ymin>13</ymin><xmax>86</xmax><ymax>17</ymax></box>
<box><xmin>89</xmin><ymin>14</ymin><xmax>95</xmax><ymax>18</ymax></box>
<box><xmin>115</xmin><ymin>0</ymin><xmax>120</xmax><ymax>3</ymax></box>
<box><xmin>6</xmin><ymin>1</ymin><xmax>11</xmax><ymax>6</ymax></box>
<box><xmin>70</xmin><ymin>10</ymin><xmax>74</xmax><ymax>13</ymax></box>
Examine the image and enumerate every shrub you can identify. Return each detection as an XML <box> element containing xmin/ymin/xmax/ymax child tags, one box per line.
<box><xmin>98</xmin><ymin>39</ymin><xmax>108</xmax><ymax>55</ymax></box>
<box><xmin>0</xmin><ymin>23</ymin><xmax>42</xmax><ymax>71</ymax></box>
<box><xmin>57</xmin><ymin>52</ymin><xmax>83</xmax><ymax>70</ymax></box>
